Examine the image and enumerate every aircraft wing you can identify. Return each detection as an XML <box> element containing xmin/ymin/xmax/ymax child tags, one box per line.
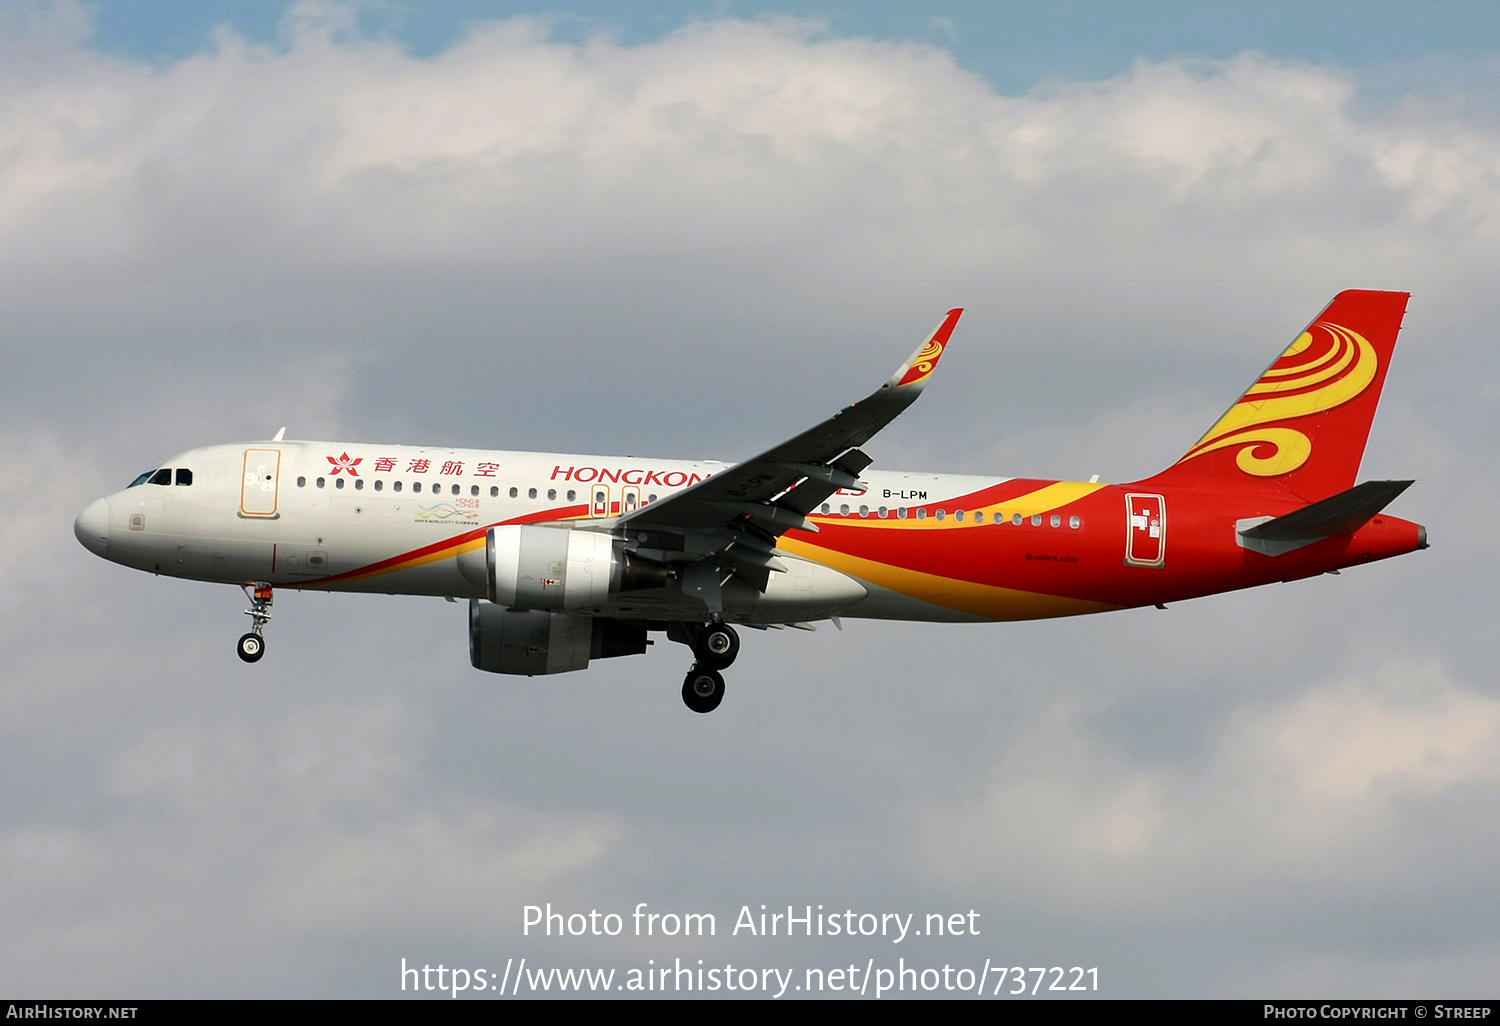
<box><xmin>618</xmin><ymin>309</ymin><xmax>963</xmax><ymax>581</ymax></box>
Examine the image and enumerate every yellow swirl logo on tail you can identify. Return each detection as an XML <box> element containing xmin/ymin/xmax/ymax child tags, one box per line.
<box><xmin>897</xmin><ymin>337</ymin><xmax>946</xmax><ymax>386</ymax></box>
<box><xmin>1181</xmin><ymin>321</ymin><xmax>1377</xmax><ymax>477</ymax></box>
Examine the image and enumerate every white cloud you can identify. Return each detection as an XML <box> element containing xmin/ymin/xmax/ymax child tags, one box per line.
<box><xmin>0</xmin><ymin>693</ymin><xmax>622</xmax><ymax>990</ymax></box>
<box><xmin>918</xmin><ymin>663</ymin><xmax>1500</xmax><ymax>908</ymax></box>
<box><xmin>1</xmin><ymin>2</ymin><xmax>1496</xmax><ymax>996</ymax></box>
<box><xmin>2</xmin><ymin>6</ymin><xmax>1499</xmax><ymax>288</ymax></box>
<box><xmin>101</xmin><ymin>699</ymin><xmax>623</xmax><ymax>927</ymax></box>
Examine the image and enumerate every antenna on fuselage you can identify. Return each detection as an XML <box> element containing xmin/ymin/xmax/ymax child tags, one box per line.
<box><xmin>272</xmin><ymin>427</ymin><xmax>287</xmax><ymax>442</ymax></box>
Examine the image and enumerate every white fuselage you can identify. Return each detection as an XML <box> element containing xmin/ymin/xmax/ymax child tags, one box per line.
<box><xmin>77</xmin><ymin>440</ymin><xmax>1002</xmax><ymax>624</ymax></box>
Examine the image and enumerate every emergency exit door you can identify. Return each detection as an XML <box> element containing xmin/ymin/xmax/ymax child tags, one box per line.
<box><xmin>1125</xmin><ymin>493</ymin><xmax>1165</xmax><ymax>566</ymax></box>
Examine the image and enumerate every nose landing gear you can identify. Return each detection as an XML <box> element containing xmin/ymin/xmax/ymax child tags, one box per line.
<box><xmin>238</xmin><ymin>583</ymin><xmax>272</xmax><ymax>663</ymax></box>
<box><xmin>670</xmin><ymin>621</ymin><xmax>740</xmax><ymax>713</ymax></box>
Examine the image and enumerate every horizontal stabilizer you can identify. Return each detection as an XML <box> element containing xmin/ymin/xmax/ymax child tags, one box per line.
<box><xmin>1241</xmin><ymin>480</ymin><xmax>1414</xmax><ymax>542</ymax></box>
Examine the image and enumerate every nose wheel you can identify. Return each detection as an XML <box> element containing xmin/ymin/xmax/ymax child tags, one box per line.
<box><xmin>238</xmin><ymin>583</ymin><xmax>273</xmax><ymax>664</ymax></box>
<box><xmin>237</xmin><ymin>632</ymin><xmax>265</xmax><ymax>662</ymax></box>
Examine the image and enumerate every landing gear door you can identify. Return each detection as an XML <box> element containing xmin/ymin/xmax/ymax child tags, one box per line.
<box><xmin>241</xmin><ymin>448</ymin><xmax>281</xmax><ymax>517</ymax></box>
<box><xmin>1125</xmin><ymin>492</ymin><xmax>1165</xmax><ymax>566</ymax></box>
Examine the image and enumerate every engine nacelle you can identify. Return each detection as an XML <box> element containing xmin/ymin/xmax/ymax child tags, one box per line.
<box><xmin>459</xmin><ymin>525</ymin><xmax>668</xmax><ymax>610</ymax></box>
<box><xmin>469</xmin><ymin>601</ymin><xmax>649</xmax><ymax>675</ymax></box>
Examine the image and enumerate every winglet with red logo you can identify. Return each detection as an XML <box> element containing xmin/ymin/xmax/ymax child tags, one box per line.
<box><xmin>887</xmin><ymin>308</ymin><xmax>963</xmax><ymax>391</ymax></box>
<box><xmin>1140</xmin><ymin>290</ymin><xmax>1409</xmax><ymax>502</ymax></box>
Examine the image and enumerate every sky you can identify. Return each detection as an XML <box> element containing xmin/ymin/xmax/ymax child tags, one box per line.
<box><xmin>3</xmin><ymin>0</ymin><xmax>1499</xmax><ymax>999</ymax></box>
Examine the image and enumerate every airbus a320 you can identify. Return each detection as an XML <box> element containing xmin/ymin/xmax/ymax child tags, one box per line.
<box><xmin>74</xmin><ymin>290</ymin><xmax>1426</xmax><ymax>712</ymax></box>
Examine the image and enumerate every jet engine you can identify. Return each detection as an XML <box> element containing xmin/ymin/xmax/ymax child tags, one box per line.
<box><xmin>469</xmin><ymin>601</ymin><xmax>649</xmax><ymax>675</ymax></box>
<box><xmin>458</xmin><ymin>525</ymin><xmax>669</xmax><ymax>610</ymax></box>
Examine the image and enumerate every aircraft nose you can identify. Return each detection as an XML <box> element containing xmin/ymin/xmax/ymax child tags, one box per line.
<box><xmin>74</xmin><ymin>498</ymin><xmax>110</xmax><ymax>557</ymax></box>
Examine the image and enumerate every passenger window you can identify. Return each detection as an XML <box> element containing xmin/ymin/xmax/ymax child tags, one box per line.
<box><xmin>547</xmin><ymin>489</ymin><xmax>557</xmax><ymax>501</ymax></box>
<box><xmin>528</xmin><ymin>488</ymin><xmax>537</xmax><ymax>499</ymax></box>
<box><xmin>936</xmin><ymin>509</ymin><xmax>946</xmax><ymax>521</ymax></box>
<box><xmin>149</xmin><ymin>469</ymin><xmax>171</xmax><ymax>486</ymax></box>
<box><xmin>451</xmin><ymin>484</ymin><xmax>460</xmax><ymax>496</ymax></box>
<box><xmin>974</xmin><ymin>511</ymin><xmax>984</xmax><ymax>523</ymax></box>
<box><xmin>916</xmin><ymin>508</ymin><xmax>927</xmax><ymax>520</ymax></box>
<box><xmin>567</xmin><ymin>490</ymin><xmax>576</xmax><ymax>502</ymax></box>
<box><xmin>858</xmin><ymin>505</ymin><xmax>869</xmax><ymax>517</ymax></box>
<box><xmin>490</xmin><ymin>486</ymin><xmax>498</xmax><ymax>497</ymax></box>
<box><xmin>175</xmin><ymin>469</ymin><xmax>193</xmax><ymax>486</ymax></box>
<box><xmin>355</xmin><ymin>478</ymin><xmax>363</xmax><ymax>490</ymax></box>
<box><xmin>414</xmin><ymin>482</ymin><xmax>422</xmax><ymax>493</ymax></box>
<box><xmin>955</xmin><ymin>509</ymin><xmax>965</xmax><ymax>522</ymax></box>
<box><xmin>839</xmin><ymin>504</ymin><xmax>850</xmax><ymax>515</ymax></box>
<box><xmin>898</xmin><ymin>507</ymin><xmax>907</xmax><ymax>518</ymax></box>
<box><xmin>471</xmin><ymin>485</ymin><xmax>479</xmax><ymax>497</ymax></box>
<box><xmin>1013</xmin><ymin>513</ymin><xmax>1023</xmax><ymax>526</ymax></box>
<box><xmin>374</xmin><ymin>480</ymin><xmax>383</xmax><ymax>492</ymax></box>
<box><xmin>316</xmin><ymin>477</ymin><xmax>325</xmax><ymax>489</ymax></box>
<box><xmin>297</xmin><ymin>477</ymin><xmax>306</xmax><ymax>488</ymax></box>
<box><xmin>1070</xmin><ymin>515</ymin><xmax>1081</xmax><ymax>529</ymax></box>
<box><xmin>335</xmin><ymin>477</ymin><xmax>345</xmax><ymax>489</ymax></box>
<box><xmin>647</xmin><ymin>494</ymin><xmax>657</xmax><ymax>503</ymax></box>
<box><xmin>878</xmin><ymin>506</ymin><xmax>888</xmax><ymax>518</ymax></box>
<box><xmin>509</xmin><ymin>487</ymin><xmax>518</xmax><ymax>498</ymax></box>
<box><xmin>821</xmin><ymin>503</ymin><xmax>830</xmax><ymax>514</ymax></box>
<box><xmin>1050</xmin><ymin>514</ymin><xmax>1061</xmax><ymax>528</ymax></box>
<box><xmin>1031</xmin><ymin>515</ymin><xmax>1042</xmax><ymax>526</ymax></box>
<box><xmin>393</xmin><ymin>481</ymin><xmax>402</xmax><ymax>493</ymax></box>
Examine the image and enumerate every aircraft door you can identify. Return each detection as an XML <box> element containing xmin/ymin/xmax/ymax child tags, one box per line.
<box><xmin>621</xmin><ymin>486</ymin><xmax>640</xmax><ymax>514</ymax></box>
<box><xmin>591</xmin><ymin>485</ymin><xmax>610</xmax><ymax>518</ymax></box>
<box><xmin>1125</xmin><ymin>493</ymin><xmax>1165</xmax><ymax>566</ymax></box>
<box><xmin>241</xmin><ymin>449</ymin><xmax>281</xmax><ymax>517</ymax></box>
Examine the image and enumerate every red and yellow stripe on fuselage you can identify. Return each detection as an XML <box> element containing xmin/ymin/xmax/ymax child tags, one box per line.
<box><xmin>782</xmin><ymin>478</ymin><xmax>1423</xmax><ymax>621</ymax></box>
<box><xmin>289</xmin><ymin>474</ymin><xmax>1423</xmax><ymax>624</ymax></box>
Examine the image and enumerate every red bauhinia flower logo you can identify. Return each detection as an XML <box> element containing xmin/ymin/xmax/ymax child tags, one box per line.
<box><xmin>326</xmin><ymin>452</ymin><xmax>362</xmax><ymax>476</ymax></box>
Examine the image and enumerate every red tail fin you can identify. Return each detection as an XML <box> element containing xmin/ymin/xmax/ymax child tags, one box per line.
<box><xmin>1139</xmin><ymin>290</ymin><xmax>1409</xmax><ymax>501</ymax></box>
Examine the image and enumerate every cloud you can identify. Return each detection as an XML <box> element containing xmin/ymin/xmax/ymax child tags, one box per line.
<box><xmin>2</xmin><ymin>5</ymin><xmax>1500</xmax><ymax>289</ymax></box>
<box><xmin>918</xmin><ymin>663</ymin><xmax>1500</xmax><ymax>909</ymax></box>
<box><xmin>0</xmin><ymin>695</ymin><xmax>622</xmax><ymax>992</ymax></box>
<box><xmin>2</xmin><ymin>1</ymin><xmax>1497</xmax><ymax>996</ymax></box>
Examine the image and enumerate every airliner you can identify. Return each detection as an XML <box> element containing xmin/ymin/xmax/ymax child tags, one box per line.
<box><xmin>74</xmin><ymin>290</ymin><xmax>1425</xmax><ymax>712</ymax></box>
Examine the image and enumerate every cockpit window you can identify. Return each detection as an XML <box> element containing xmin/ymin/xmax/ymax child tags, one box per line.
<box><xmin>128</xmin><ymin>471</ymin><xmax>153</xmax><ymax>488</ymax></box>
<box><xmin>148</xmin><ymin>469</ymin><xmax>172</xmax><ymax>486</ymax></box>
<box><xmin>175</xmin><ymin>468</ymin><xmax>193</xmax><ymax>486</ymax></box>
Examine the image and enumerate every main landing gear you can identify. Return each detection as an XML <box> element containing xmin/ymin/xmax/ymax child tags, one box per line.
<box><xmin>671</xmin><ymin>621</ymin><xmax>740</xmax><ymax>713</ymax></box>
<box><xmin>237</xmin><ymin>584</ymin><xmax>273</xmax><ymax>663</ymax></box>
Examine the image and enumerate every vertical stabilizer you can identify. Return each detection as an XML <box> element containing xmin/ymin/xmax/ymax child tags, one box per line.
<box><xmin>1139</xmin><ymin>290</ymin><xmax>1409</xmax><ymax>501</ymax></box>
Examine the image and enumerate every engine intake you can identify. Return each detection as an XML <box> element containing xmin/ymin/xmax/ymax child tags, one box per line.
<box><xmin>459</xmin><ymin>525</ymin><xmax>669</xmax><ymax>610</ymax></box>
